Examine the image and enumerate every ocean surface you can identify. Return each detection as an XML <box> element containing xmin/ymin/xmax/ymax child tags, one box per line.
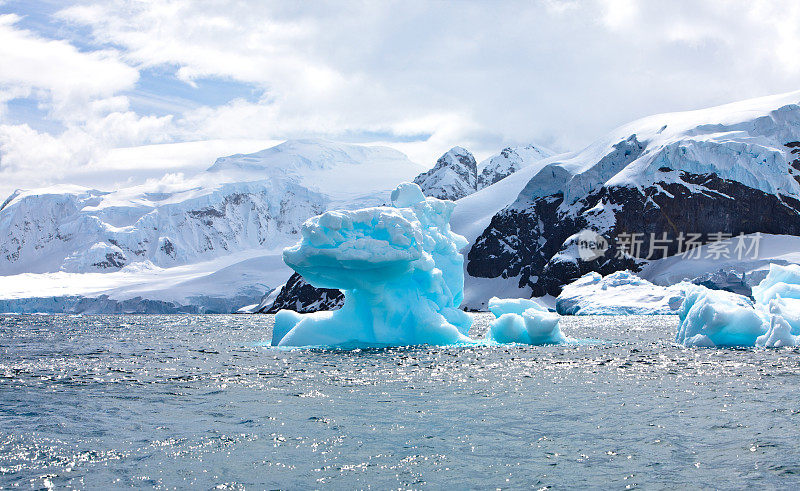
<box><xmin>2</xmin><ymin>314</ymin><xmax>800</xmax><ymax>489</ymax></box>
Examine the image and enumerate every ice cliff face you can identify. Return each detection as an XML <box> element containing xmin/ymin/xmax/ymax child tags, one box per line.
<box><xmin>468</xmin><ymin>91</ymin><xmax>800</xmax><ymax>297</ymax></box>
<box><xmin>413</xmin><ymin>147</ymin><xmax>478</xmax><ymax>200</ymax></box>
<box><xmin>477</xmin><ymin>143</ymin><xmax>554</xmax><ymax>189</ymax></box>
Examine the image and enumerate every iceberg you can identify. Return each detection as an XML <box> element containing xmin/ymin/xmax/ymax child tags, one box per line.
<box><xmin>675</xmin><ymin>285</ymin><xmax>767</xmax><ymax>348</ymax></box>
<box><xmin>676</xmin><ymin>264</ymin><xmax>800</xmax><ymax>348</ymax></box>
<box><xmin>753</xmin><ymin>264</ymin><xmax>800</xmax><ymax>347</ymax></box>
<box><xmin>556</xmin><ymin>270</ymin><xmax>685</xmax><ymax>315</ymax></box>
<box><xmin>752</xmin><ymin>263</ymin><xmax>800</xmax><ymax>305</ymax></box>
<box><xmin>756</xmin><ymin>297</ymin><xmax>800</xmax><ymax>347</ymax></box>
<box><xmin>272</xmin><ymin>183</ymin><xmax>473</xmax><ymax>347</ymax></box>
<box><xmin>486</xmin><ymin>296</ymin><xmax>568</xmax><ymax>345</ymax></box>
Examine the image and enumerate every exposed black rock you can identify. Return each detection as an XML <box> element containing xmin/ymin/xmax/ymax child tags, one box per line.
<box><xmin>468</xmin><ymin>169</ymin><xmax>800</xmax><ymax>297</ymax></box>
<box><xmin>260</xmin><ymin>272</ymin><xmax>344</xmax><ymax>313</ymax></box>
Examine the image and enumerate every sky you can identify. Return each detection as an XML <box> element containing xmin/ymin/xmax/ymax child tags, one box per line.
<box><xmin>0</xmin><ymin>0</ymin><xmax>799</xmax><ymax>199</ymax></box>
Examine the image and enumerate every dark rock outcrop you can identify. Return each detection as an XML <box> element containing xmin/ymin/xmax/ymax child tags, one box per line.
<box><xmin>468</xmin><ymin>133</ymin><xmax>800</xmax><ymax>297</ymax></box>
<box><xmin>260</xmin><ymin>272</ymin><xmax>344</xmax><ymax>313</ymax></box>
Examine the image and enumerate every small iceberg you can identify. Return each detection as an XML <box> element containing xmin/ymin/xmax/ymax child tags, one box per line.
<box><xmin>556</xmin><ymin>270</ymin><xmax>685</xmax><ymax>315</ymax></box>
<box><xmin>675</xmin><ymin>285</ymin><xmax>766</xmax><ymax>348</ymax></box>
<box><xmin>486</xmin><ymin>297</ymin><xmax>569</xmax><ymax>345</ymax></box>
<box><xmin>676</xmin><ymin>263</ymin><xmax>800</xmax><ymax>348</ymax></box>
<box><xmin>272</xmin><ymin>183</ymin><xmax>473</xmax><ymax>347</ymax></box>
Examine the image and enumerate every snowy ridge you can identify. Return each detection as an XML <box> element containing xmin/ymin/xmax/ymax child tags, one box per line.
<box><xmin>413</xmin><ymin>146</ymin><xmax>478</xmax><ymax>201</ymax></box>
<box><xmin>0</xmin><ymin>139</ymin><xmax>424</xmax><ymax>312</ymax></box>
<box><xmin>469</xmin><ymin>90</ymin><xmax>800</xmax><ymax>298</ymax></box>
<box><xmin>477</xmin><ymin>143</ymin><xmax>554</xmax><ymax>189</ymax></box>
<box><xmin>515</xmin><ymin>90</ymin><xmax>800</xmax><ymax>206</ymax></box>
<box><xmin>0</xmin><ymin>139</ymin><xmax>424</xmax><ymax>275</ymax></box>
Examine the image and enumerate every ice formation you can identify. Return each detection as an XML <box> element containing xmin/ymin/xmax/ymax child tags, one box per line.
<box><xmin>556</xmin><ymin>270</ymin><xmax>685</xmax><ymax>315</ymax></box>
<box><xmin>271</xmin><ymin>182</ymin><xmax>473</xmax><ymax>347</ymax></box>
<box><xmin>676</xmin><ymin>263</ymin><xmax>800</xmax><ymax>348</ymax></box>
<box><xmin>756</xmin><ymin>298</ymin><xmax>800</xmax><ymax>347</ymax></box>
<box><xmin>675</xmin><ymin>285</ymin><xmax>766</xmax><ymax>348</ymax></box>
<box><xmin>486</xmin><ymin>296</ymin><xmax>568</xmax><ymax>345</ymax></box>
<box><xmin>753</xmin><ymin>264</ymin><xmax>800</xmax><ymax>347</ymax></box>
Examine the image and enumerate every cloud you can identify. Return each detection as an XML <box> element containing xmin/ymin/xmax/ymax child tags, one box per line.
<box><xmin>0</xmin><ymin>13</ymin><xmax>138</xmax><ymax>115</ymax></box>
<box><xmin>0</xmin><ymin>13</ymin><xmax>175</xmax><ymax>196</ymax></box>
<box><xmin>57</xmin><ymin>1</ymin><xmax>800</xmax><ymax>152</ymax></box>
<box><xmin>2</xmin><ymin>0</ymin><xmax>800</xmax><ymax>198</ymax></box>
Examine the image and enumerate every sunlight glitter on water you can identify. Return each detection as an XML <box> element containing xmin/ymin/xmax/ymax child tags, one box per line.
<box><xmin>2</xmin><ymin>314</ymin><xmax>800</xmax><ymax>488</ymax></box>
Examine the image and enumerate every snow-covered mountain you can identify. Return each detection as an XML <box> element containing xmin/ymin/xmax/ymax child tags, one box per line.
<box><xmin>252</xmin><ymin>143</ymin><xmax>558</xmax><ymax>314</ymax></box>
<box><xmin>411</xmin><ymin>143</ymin><xmax>554</xmax><ymax>201</ymax></box>
<box><xmin>467</xmin><ymin>90</ymin><xmax>800</xmax><ymax>298</ymax></box>
<box><xmin>477</xmin><ymin>143</ymin><xmax>554</xmax><ymax>189</ymax></box>
<box><xmin>0</xmin><ymin>139</ymin><xmax>425</xmax><ymax>312</ymax></box>
<box><xmin>413</xmin><ymin>146</ymin><xmax>478</xmax><ymax>200</ymax></box>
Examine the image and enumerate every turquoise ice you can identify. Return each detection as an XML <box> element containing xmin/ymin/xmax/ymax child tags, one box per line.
<box><xmin>272</xmin><ymin>183</ymin><xmax>472</xmax><ymax>347</ymax></box>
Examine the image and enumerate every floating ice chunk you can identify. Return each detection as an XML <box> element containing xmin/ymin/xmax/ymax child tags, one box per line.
<box><xmin>557</xmin><ymin>271</ymin><xmax>685</xmax><ymax>315</ymax></box>
<box><xmin>676</xmin><ymin>264</ymin><xmax>800</xmax><ymax>348</ymax></box>
<box><xmin>487</xmin><ymin>296</ymin><xmax>547</xmax><ymax>316</ymax></box>
<box><xmin>756</xmin><ymin>297</ymin><xmax>800</xmax><ymax>347</ymax></box>
<box><xmin>272</xmin><ymin>182</ymin><xmax>472</xmax><ymax>347</ymax></box>
<box><xmin>752</xmin><ymin>263</ymin><xmax>800</xmax><ymax>304</ymax></box>
<box><xmin>486</xmin><ymin>296</ymin><xmax>568</xmax><ymax>345</ymax></box>
<box><xmin>675</xmin><ymin>285</ymin><xmax>767</xmax><ymax>347</ymax></box>
<box><xmin>751</xmin><ymin>264</ymin><xmax>800</xmax><ymax>347</ymax></box>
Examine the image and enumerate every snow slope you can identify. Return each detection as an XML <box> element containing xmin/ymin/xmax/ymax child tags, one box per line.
<box><xmin>640</xmin><ymin>234</ymin><xmax>800</xmax><ymax>295</ymax></box>
<box><xmin>469</xmin><ymin>90</ymin><xmax>800</xmax><ymax>297</ymax></box>
<box><xmin>0</xmin><ymin>139</ymin><xmax>425</xmax><ymax>312</ymax></box>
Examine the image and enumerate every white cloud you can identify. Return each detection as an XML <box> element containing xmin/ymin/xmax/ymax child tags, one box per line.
<box><xmin>2</xmin><ymin>0</ymin><xmax>800</xmax><ymax>198</ymax></box>
<box><xmin>0</xmin><ymin>13</ymin><xmax>176</xmax><ymax>196</ymax></box>
<box><xmin>57</xmin><ymin>1</ymin><xmax>800</xmax><ymax>155</ymax></box>
<box><xmin>0</xmin><ymin>13</ymin><xmax>138</xmax><ymax>115</ymax></box>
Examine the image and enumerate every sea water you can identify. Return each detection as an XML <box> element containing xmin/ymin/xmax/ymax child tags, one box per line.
<box><xmin>2</xmin><ymin>314</ymin><xmax>800</xmax><ymax>488</ymax></box>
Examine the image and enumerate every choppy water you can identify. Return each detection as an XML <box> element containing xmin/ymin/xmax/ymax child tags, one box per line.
<box><xmin>2</xmin><ymin>314</ymin><xmax>800</xmax><ymax>489</ymax></box>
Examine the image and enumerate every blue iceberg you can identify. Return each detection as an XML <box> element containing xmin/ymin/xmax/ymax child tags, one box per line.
<box><xmin>675</xmin><ymin>285</ymin><xmax>766</xmax><ymax>347</ymax></box>
<box><xmin>272</xmin><ymin>183</ymin><xmax>472</xmax><ymax>347</ymax></box>
<box><xmin>676</xmin><ymin>264</ymin><xmax>800</xmax><ymax>348</ymax></box>
<box><xmin>486</xmin><ymin>297</ymin><xmax>569</xmax><ymax>345</ymax></box>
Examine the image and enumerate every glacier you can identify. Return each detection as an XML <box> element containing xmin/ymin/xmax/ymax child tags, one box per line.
<box><xmin>486</xmin><ymin>296</ymin><xmax>568</xmax><ymax>345</ymax></box>
<box><xmin>272</xmin><ymin>183</ymin><xmax>473</xmax><ymax>347</ymax></box>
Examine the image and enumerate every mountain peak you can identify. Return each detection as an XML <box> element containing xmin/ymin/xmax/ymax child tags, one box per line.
<box><xmin>413</xmin><ymin>147</ymin><xmax>478</xmax><ymax>201</ymax></box>
<box><xmin>477</xmin><ymin>143</ymin><xmax>555</xmax><ymax>189</ymax></box>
